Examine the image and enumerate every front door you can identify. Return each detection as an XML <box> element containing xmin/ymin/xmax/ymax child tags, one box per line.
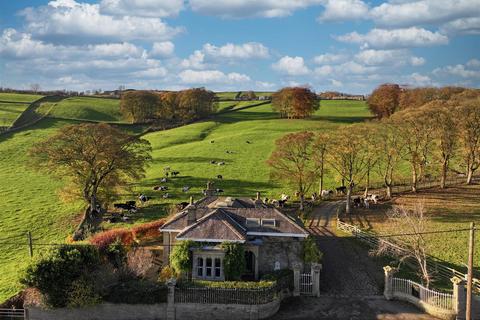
<box><xmin>243</xmin><ymin>251</ymin><xmax>255</xmax><ymax>280</ymax></box>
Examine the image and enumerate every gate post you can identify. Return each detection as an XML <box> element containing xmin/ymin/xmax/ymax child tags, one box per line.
<box><xmin>311</xmin><ymin>263</ymin><xmax>322</xmax><ymax>297</ymax></box>
<box><xmin>166</xmin><ymin>278</ymin><xmax>176</xmax><ymax>320</ymax></box>
<box><xmin>451</xmin><ymin>276</ymin><xmax>466</xmax><ymax>319</ymax></box>
<box><xmin>383</xmin><ymin>266</ymin><xmax>395</xmax><ymax>300</ymax></box>
<box><xmin>293</xmin><ymin>262</ymin><xmax>301</xmax><ymax>296</ymax></box>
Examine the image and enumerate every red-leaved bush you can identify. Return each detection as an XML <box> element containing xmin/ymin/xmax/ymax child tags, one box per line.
<box><xmin>132</xmin><ymin>219</ymin><xmax>165</xmax><ymax>242</ymax></box>
<box><xmin>90</xmin><ymin>228</ymin><xmax>134</xmax><ymax>250</ymax></box>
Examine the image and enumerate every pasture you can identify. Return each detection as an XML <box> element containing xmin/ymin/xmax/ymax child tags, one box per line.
<box><xmin>0</xmin><ymin>93</ymin><xmax>43</xmax><ymax>126</ymax></box>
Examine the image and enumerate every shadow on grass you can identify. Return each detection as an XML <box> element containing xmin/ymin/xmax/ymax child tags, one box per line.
<box><xmin>313</xmin><ymin>115</ymin><xmax>374</xmax><ymax>123</ymax></box>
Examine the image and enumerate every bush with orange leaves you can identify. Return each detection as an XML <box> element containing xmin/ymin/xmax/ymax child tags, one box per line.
<box><xmin>90</xmin><ymin>228</ymin><xmax>134</xmax><ymax>250</ymax></box>
<box><xmin>132</xmin><ymin>219</ymin><xmax>165</xmax><ymax>242</ymax></box>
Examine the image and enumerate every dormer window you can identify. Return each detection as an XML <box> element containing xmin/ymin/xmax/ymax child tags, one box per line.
<box><xmin>261</xmin><ymin>219</ymin><xmax>276</xmax><ymax>227</ymax></box>
<box><xmin>246</xmin><ymin>218</ymin><xmax>260</xmax><ymax>227</ymax></box>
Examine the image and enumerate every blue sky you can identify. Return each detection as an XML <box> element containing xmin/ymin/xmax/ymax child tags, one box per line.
<box><xmin>0</xmin><ymin>0</ymin><xmax>479</xmax><ymax>93</ymax></box>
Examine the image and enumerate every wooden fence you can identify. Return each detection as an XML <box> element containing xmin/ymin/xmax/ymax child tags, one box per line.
<box><xmin>174</xmin><ymin>285</ymin><xmax>278</xmax><ymax>305</ymax></box>
<box><xmin>392</xmin><ymin>277</ymin><xmax>454</xmax><ymax>311</ymax></box>
<box><xmin>337</xmin><ymin>219</ymin><xmax>480</xmax><ymax>293</ymax></box>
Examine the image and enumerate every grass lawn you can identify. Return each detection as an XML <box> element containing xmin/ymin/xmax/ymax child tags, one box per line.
<box><xmin>341</xmin><ymin>185</ymin><xmax>480</xmax><ymax>275</ymax></box>
<box><xmin>0</xmin><ymin>93</ymin><xmax>43</xmax><ymax>127</ymax></box>
<box><xmin>46</xmin><ymin>97</ymin><xmax>124</xmax><ymax>123</ymax></box>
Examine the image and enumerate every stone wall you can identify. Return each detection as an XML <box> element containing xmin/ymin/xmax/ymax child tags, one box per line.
<box><xmin>257</xmin><ymin>237</ymin><xmax>304</xmax><ymax>276</ymax></box>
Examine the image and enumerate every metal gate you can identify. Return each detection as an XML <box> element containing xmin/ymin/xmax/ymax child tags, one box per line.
<box><xmin>0</xmin><ymin>308</ymin><xmax>27</xmax><ymax>319</ymax></box>
<box><xmin>300</xmin><ymin>273</ymin><xmax>313</xmax><ymax>295</ymax></box>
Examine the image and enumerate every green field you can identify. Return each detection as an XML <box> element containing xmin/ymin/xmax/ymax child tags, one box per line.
<box><xmin>0</xmin><ymin>93</ymin><xmax>43</xmax><ymax>126</ymax></box>
<box><xmin>45</xmin><ymin>97</ymin><xmax>124</xmax><ymax>123</ymax></box>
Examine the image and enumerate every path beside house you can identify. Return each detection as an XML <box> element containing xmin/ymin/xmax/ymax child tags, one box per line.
<box><xmin>306</xmin><ymin>201</ymin><xmax>383</xmax><ymax>296</ymax></box>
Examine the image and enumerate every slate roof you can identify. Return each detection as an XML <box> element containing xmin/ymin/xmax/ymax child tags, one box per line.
<box><xmin>160</xmin><ymin>196</ymin><xmax>308</xmax><ymax>242</ymax></box>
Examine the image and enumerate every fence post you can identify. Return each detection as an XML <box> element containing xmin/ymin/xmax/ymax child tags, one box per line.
<box><xmin>166</xmin><ymin>278</ymin><xmax>176</xmax><ymax>320</ymax></box>
<box><xmin>383</xmin><ymin>266</ymin><xmax>395</xmax><ymax>300</ymax></box>
<box><xmin>311</xmin><ymin>263</ymin><xmax>322</xmax><ymax>297</ymax></box>
<box><xmin>293</xmin><ymin>262</ymin><xmax>301</xmax><ymax>297</ymax></box>
<box><xmin>451</xmin><ymin>276</ymin><xmax>466</xmax><ymax>319</ymax></box>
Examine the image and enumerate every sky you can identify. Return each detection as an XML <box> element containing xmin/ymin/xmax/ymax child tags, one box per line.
<box><xmin>0</xmin><ymin>0</ymin><xmax>479</xmax><ymax>94</ymax></box>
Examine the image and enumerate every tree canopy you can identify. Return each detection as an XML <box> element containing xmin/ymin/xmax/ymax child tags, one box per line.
<box><xmin>272</xmin><ymin>87</ymin><xmax>319</xmax><ymax>119</ymax></box>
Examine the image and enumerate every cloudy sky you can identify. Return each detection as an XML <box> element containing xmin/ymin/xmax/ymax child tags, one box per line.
<box><xmin>0</xmin><ymin>0</ymin><xmax>479</xmax><ymax>93</ymax></box>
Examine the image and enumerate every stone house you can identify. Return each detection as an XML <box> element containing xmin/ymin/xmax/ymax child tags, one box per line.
<box><xmin>160</xmin><ymin>193</ymin><xmax>308</xmax><ymax>281</ymax></box>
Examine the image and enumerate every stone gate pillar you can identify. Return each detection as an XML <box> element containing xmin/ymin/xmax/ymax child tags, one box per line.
<box><xmin>311</xmin><ymin>263</ymin><xmax>322</xmax><ymax>297</ymax></box>
<box><xmin>451</xmin><ymin>276</ymin><xmax>466</xmax><ymax>319</ymax></box>
<box><xmin>293</xmin><ymin>262</ymin><xmax>301</xmax><ymax>297</ymax></box>
<box><xmin>166</xmin><ymin>278</ymin><xmax>176</xmax><ymax>320</ymax></box>
<box><xmin>383</xmin><ymin>266</ymin><xmax>395</xmax><ymax>300</ymax></box>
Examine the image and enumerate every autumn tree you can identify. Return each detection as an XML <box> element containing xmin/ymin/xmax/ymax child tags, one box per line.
<box><xmin>367</xmin><ymin>83</ymin><xmax>401</xmax><ymax>119</ymax></box>
<box><xmin>30</xmin><ymin>123</ymin><xmax>151</xmax><ymax>239</ymax></box>
<box><xmin>423</xmin><ymin>101</ymin><xmax>457</xmax><ymax>188</ymax></box>
<box><xmin>455</xmin><ymin>98</ymin><xmax>480</xmax><ymax>184</ymax></box>
<box><xmin>240</xmin><ymin>91</ymin><xmax>257</xmax><ymax>100</ymax></box>
<box><xmin>120</xmin><ymin>90</ymin><xmax>159</xmax><ymax>123</ymax></box>
<box><xmin>272</xmin><ymin>87</ymin><xmax>319</xmax><ymax>119</ymax></box>
<box><xmin>327</xmin><ymin>125</ymin><xmax>371</xmax><ymax>213</ymax></box>
<box><xmin>266</xmin><ymin>131</ymin><xmax>319</xmax><ymax>210</ymax></box>
<box><xmin>175</xmin><ymin>88</ymin><xmax>217</xmax><ymax>123</ymax></box>
<box><xmin>157</xmin><ymin>91</ymin><xmax>177</xmax><ymax>122</ymax></box>
<box><xmin>391</xmin><ymin>108</ymin><xmax>434</xmax><ymax>192</ymax></box>
<box><xmin>376</xmin><ymin>120</ymin><xmax>405</xmax><ymax>199</ymax></box>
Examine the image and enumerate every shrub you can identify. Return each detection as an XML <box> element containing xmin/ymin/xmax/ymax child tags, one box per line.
<box><xmin>221</xmin><ymin>242</ymin><xmax>245</xmax><ymax>280</ymax></box>
<box><xmin>106</xmin><ymin>238</ymin><xmax>126</xmax><ymax>268</ymax></box>
<box><xmin>66</xmin><ymin>276</ymin><xmax>101</xmax><ymax>308</ymax></box>
<box><xmin>180</xmin><ymin>280</ymin><xmax>275</xmax><ymax>289</ymax></box>
<box><xmin>303</xmin><ymin>236</ymin><xmax>323</xmax><ymax>264</ymax></box>
<box><xmin>131</xmin><ymin>219</ymin><xmax>165</xmax><ymax>242</ymax></box>
<box><xmin>158</xmin><ymin>265</ymin><xmax>176</xmax><ymax>283</ymax></box>
<box><xmin>104</xmin><ymin>280</ymin><xmax>168</xmax><ymax>304</ymax></box>
<box><xmin>90</xmin><ymin>228</ymin><xmax>134</xmax><ymax>250</ymax></box>
<box><xmin>21</xmin><ymin>245</ymin><xmax>100</xmax><ymax>308</ymax></box>
<box><xmin>261</xmin><ymin>269</ymin><xmax>294</xmax><ymax>291</ymax></box>
<box><xmin>170</xmin><ymin>240</ymin><xmax>195</xmax><ymax>275</ymax></box>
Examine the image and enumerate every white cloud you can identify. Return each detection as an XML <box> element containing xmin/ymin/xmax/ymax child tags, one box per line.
<box><xmin>337</xmin><ymin>27</ymin><xmax>448</xmax><ymax>49</ymax></box>
<box><xmin>0</xmin><ymin>28</ymin><xmax>55</xmax><ymax>59</ymax></box>
<box><xmin>354</xmin><ymin>49</ymin><xmax>425</xmax><ymax>66</ymax></box>
<box><xmin>180</xmin><ymin>50</ymin><xmax>206</xmax><ymax>69</ymax></box>
<box><xmin>330</xmin><ymin>79</ymin><xmax>343</xmax><ymax>87</ymax></box>
<box><xmin>188</xmin><ymin>0</ymin><xmax>323</xmax><ymax>18</ymax></box>
<box><xmin>100</xmin><ymin>0</ymin><xmax>184</xmax><ymax>17</ymax></box>
<box><xmin>131</xmin><ymin>67</ymin><xmax>168</xmax><ymax>78</ymax></box>
<box><xmin>178</xmin><ymin>69</ymin><xmax>250</xmax><ymax>84</ymax></box>
<box><xmin>467</xmin><ymin>59</ymin><xmax>480</xmax><ymax>68</ymax></box>
<box><xmin>317</xmin><ymin>0</ymin><xmax>369</xmax><ymax>22</ymax></box>
<box><xmin>433</xmin><ymin>64</ymin><xmax>480</xmax><ymax>79</ymax></box>
<box><xmin>407</xmin><ymin>72</ymin><xmax>432</xmax><ymax>86</ymax></box>
<box><xmin>314</xmin><ymin>65</ymin><xmax>334</xmax><ymax>76</ymax></box>
<box><xmin>150</xmin><ymin>41</ymin><xmax>175</xmax><ymax>57</ymax></box>
<box><xmin>440</xmin><ymin>17</ymin><xmax>480</xmax><ymax>35</ymax></box>
<box><xmin>202</xmin><ymin>42</ymin><xmax>269</xmax><ymax>60</ymax></box>
<box><xmin>272</xmin><ymin>56</ymin><xmax>310</xmax><ymax>76</ymax></box>
<box><xmin>20</xmin><ymin>0</ymin><xmax>183</xmax><ymax>43</ymax></box>
<box><xmin>88</xmin><ymin>42</ymin><xmax>144</xmax><ymax>58</ymax></box>
<box><xmin>255</xmin><ymin>81</ymin><xmax>276</xmax><ymax>89</ymax></box>
<box><xmin>313</xmin><ymin>53</ymin><xmax>347</xmax><ymax>64</ymax></box>
<box><xmin>370</xmin><ymin>0</ymin><xmax>480</xmax><ymax>28</ymax></box>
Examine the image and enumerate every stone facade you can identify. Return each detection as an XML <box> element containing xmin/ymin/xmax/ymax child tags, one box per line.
<box><xmin>256</xmin><ymin>237</ymin><xmax>304</xmax><ymax>276</ymax></box>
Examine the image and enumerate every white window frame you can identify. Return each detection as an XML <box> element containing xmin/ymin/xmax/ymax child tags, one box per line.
<box><xmin>246</xmin><ymin>218</ymin><xmax>260</xmax><ymax>227</ymax></box>
<box><xmin>261</xmin><ymin>219</ymin><xmax>276</xmax><ymax>227</ymax></box>
<box><xmin>192</xmin><ymin>252</ymin><xmax>224</xmax><ymax>281</ymax></box>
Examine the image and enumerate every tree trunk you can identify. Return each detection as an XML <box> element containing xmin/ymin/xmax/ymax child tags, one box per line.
<box><xmin>364</xmin><ymin>168</ymin><xmax>370</xmax><ymax>197</ymax></box>
<box><xmin>318</xmin><ymin>158</ymin><xmax>324</xmax><ymax>195</ymax></box>
<box><xmin>386</xmin><ymin>184</ymin><xmax>392</xmax><ymax>199</ymax></box>
<box><xmin>440</xmin><ymin>158</ymin><xmax>448</xmax><ymax>189</ymax></box>
<box><xmin>300</xmin><ymin>194</ymin><xmax>305</xmax><ymax>211</ymax></box>
<box><xmin>346</xmin><ymin>185</ymin><xmax>352</xmax><ymax>214</ymax></box>
<box><xmin>411</xmin><ymin>164</ymin><xmax>418</xmax><ymax>192</ymax></box>
<box><xmin>467</xmin><ymin>167</ymin><xmax>474</xmax><ymax>184</ymax></box>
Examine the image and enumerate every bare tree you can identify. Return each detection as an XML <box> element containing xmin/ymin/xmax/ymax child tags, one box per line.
<box><xmin>312</xmin><ymin>132</ymin><xmax>330</xmax><ymax>195</ymax></box>
<box><xmin>375</xmin><ymin>202</ymin><xmax>433</xmax><ymax>287</ymax></box>
<box><xmin>30</xmin><ymin>83</ymin><xmax>40</xmax><ymax>93</ymax></box>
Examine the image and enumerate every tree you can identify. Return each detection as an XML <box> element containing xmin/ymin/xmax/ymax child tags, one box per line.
<box><xmin>157</xmin><ymin>91</ymin><xmax>177</xmax><ymax>122</ymax></box>
<box><xmin>375</xmin><ymin>203</ymin><xmax>432</xmax><ymax>287</ymax></box>
<box><xmin>176</xmin><ymin>88</ymin><xmax>217</xmax><ymax>123</ymax></box>
<box><xmin>266</xmin><ymin>131</ymin><xmax>319</xmax><ymax>210</ymax></box>
<box><xmin>240</xmin><ymin>91</ymin><xmax>257</xmax><ymax>100</ymax></box>
<box><xmin>312</xmin><ymin>132</ymin><xmax>330</xmax><ymax>195</ymax></box>
<box><xmin>120</xmin><ymin>90</ymin><xmax>159</xmax><ymax>123</ymax></box>
<box><xmin>30</xmin><ymin>83</ymin><xmax>41</xmax><ymax>94</ymax></box>
<box><xmin>455</xmin><ymin>99</ymin><xmax>480</xmax><ymax>184</ymax></box>
<box><xmin>29</xmin><ymin>123</ymin><xmax>151</xmax><ymax>238</ymax></box>
<box><xmin>361</xmin><ymin>124</ymin><xmax>381</xmax><ymax>196</ymax></box>
<box><xmin>272</xmin><ymin>87</ymin><xmax>319</xmax><ymax>119</ymax></box>
<box><xmin>327</xmin><ymin>124</ymin><xmax>371</xmax><ymax>213</ymax></box>
<box><xmin>391</xmin><ymin>108</ymin><xmax>434</xmax><ymax>192</ymax></box>
<box><xmin>221</xmin><ymin>242</ymin><xmax>246</xmax><ymax>280</ymax></box>
<box><xmin>170</xmin><ymin>240</ymin><xmax>195</xmax><ymax>277</ymax></box>
<box><xmin>367</xmin><ymin>83</ymin><xmax>401</xmax><ymax>119</ymax></box>
<box><xmin>423</xmin><ymin>101</ymin><xmax>457</xmax><ymax>188</ymax></box>
<box><xmin>376</xmin><ymin>120</ymin><xmax>405</xmax><ymax>199</ymax></box>
<box><xmin>303</xmin><ymin>236</ymin><xmax>323</xmax><ymax>264</ymax></box>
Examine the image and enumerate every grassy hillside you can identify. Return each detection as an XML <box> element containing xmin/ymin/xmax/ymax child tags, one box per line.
<box><xmin>0</xmin><ymin>93</ymin><xmax>43</xmax><ymax>126</ymax></box>
<box><xmin>45</xmin><ymin>97</ymin><xmax>124</xmax><ymax>123</ymax></box>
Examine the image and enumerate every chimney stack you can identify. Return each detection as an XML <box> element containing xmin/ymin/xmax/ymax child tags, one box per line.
<box><xmin>187</xmin><ymin>203</ymin><xmax>196</xmax><ymax>226</ymax></box>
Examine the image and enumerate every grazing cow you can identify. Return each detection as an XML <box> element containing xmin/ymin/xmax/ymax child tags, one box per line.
<box><xmin>226</xmin><ymin>150</ymin><xmax>233</xmax><ymax>154</ymax></box>
<box><xmin>217</xmin><ymin>175</ymin><xmax>223</xmax><ymax>179</ymax></box>
<box><xmin>216</xmin><ymin>189</ymin><xmax>224</xmax><ymax>193</ymax></box>
<box><xmin>335</xmin><ymin>186</ymin><xmax>347</xmax><ymax>195</ymax></box>
<box><xmin>210</xmin><ymin>160</ymin><xmax>216</xmax><ymax>164</ymax></box>
<box><xmin>113</xmin><ymin>203</ymin><xmax>137</xmax><ymax>213</ymax></box>
<box><xmin>153</xmin><ymin>186</ymin><xmax>168</xmax><ymax>191</ymax></box>
<box><xmin>280</xmin><ymin>194</ymin><xmax>290</xmax><ymax>201</ymax></box>
<box><xmin>211</xmin><ymin>140</ymin><xmax>214</xmax><ymax>143</ymax></box>
<box><xmin>218</xmin><ymin>162</ymin><xmax>225</xmax><ymax>166</ymax></box>
<box><xmin>311</xmin><ymin>192</ymin><xmax>318</xmax><ymax>201</ymax></box>
<box><xmin>163</xmin><ymin>193</ymin><xmax>170</xmax><ymax>199</ymax></box>
<box><xmin>177</xmin><ymin>202</ymin><xmax>189</xmax><ymax>210</ymax></box>
<box><xmin>321</xmin><ymin>189</ymin><xmax>334</xmax><ymax>198</ymax></box>
<box><xmin>171</xmin><ymin>171</ymin><xmax>180</xmax><ymax>177</ymax></box>
<box><xmin>278</xmin><ymin>199</ymin><xmax>287</xmax><ymax>207</ymax></box>
<box><xmin>161</xmin><ymin>178</ymin><xmax>167</xmax><ymax>183</ymax></box>
<box><xmin>352</xmin><ymin>196</ymin><xmax>362</xmax><ymax>208</ymax></box>
<box><xmin>126</xmin><ymin>200</ymin><xmax>136</xmax><ymax>206</ymax></box>
<box><xmin>365</xmin><ymin>194</ymin><xmax>380</xmax><ymax>204</ymax></box>
<box><xmin>139</xmin><ymin>194</ymin><xmax>150</xmax><ymax>203</ymax></box>
<box><xmin>263</xmin><ymin>197</ymin><xmax>269</xmax><ymax>204</ymax></box>
<box><xmin>202</xmin><ymin>189</ymin><xmax>208</xmax><ymax>196</ymax></box>
<box><xmin>182</xmin><ymin>186</ymin><xmax>190</xmax><ymax>192</ymax></box>
<box><xmin>246</xmin><ymin>141</ymin><xmax>251</xmax><ymax>144</ymax></box>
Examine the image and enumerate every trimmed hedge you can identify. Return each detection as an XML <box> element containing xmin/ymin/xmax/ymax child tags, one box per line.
<box><xmin>104</xmin><ymin>280</ymin><xmax>168</xmax><ymax>304</ymax></box>
<box><xmin>180</xmin><ymin>280</ymin><xmax>275</xmax><ymax>289</ymax></box>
